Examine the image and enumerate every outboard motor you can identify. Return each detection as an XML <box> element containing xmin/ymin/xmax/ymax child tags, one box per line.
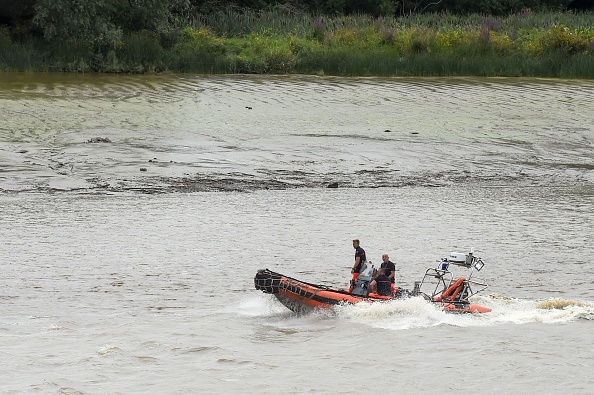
<box><xmin>448</xmin><ymin>248</ymin><xmax>476</xmax><ymax>268</ymax></box>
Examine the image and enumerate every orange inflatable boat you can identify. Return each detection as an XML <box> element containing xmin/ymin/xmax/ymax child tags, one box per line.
<box><xmin>254</xmin><ymin>250</ymin><xmax>492</xmax><ymax>314</ymax></box>
<box><xmin>254</xmin><ymin>269</ymin><xmax>404</xmax><ymax>314</ymax></box>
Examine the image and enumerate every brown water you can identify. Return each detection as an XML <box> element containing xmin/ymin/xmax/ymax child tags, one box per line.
<box><xmin>1</xmin><ymin>73</ymin><xmax>593</xmax><ymax>192</ymax></box>
<box><xmin>0</xmin><ymin>74</ymin><xmax>593</xmax><ymax>394</ymax></box>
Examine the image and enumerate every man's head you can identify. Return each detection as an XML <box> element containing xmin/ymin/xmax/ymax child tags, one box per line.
<box><xmin>382</xmin><ymin>254</ymin><xmax>389</xmax><ymax>263</ymax></box>
<box><xmin>352</xmin><ymin>239</ymin><xmax>360</xmax><ymax>248</ymax></box>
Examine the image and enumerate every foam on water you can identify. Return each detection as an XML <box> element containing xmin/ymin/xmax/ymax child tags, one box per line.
<box><xmin>248</xmin><ymin>293</ymin><xmax>593</xmax><ymax>331</ymax></box>
<box><xmin>334</xmin><ymin>296</ymin><xmax>455</xmax><ymax>330</ymax></box>
<box><xmin>235</xmin><ymin>294</ymin><xmax>292</xmax><ymax>317</ymax></box>
<box><xmin>484</xmin><ymin>296</ymin><xmax>594</xmax><ymax>324</ymax></box>
<box><xmin>97</xmin><ymin>345</ymin><xmax>120</xmax><ymax>355</ymax></box>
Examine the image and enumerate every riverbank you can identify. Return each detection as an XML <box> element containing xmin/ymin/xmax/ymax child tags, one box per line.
<box><xmin>1</xmin><ymin>10</ymin><xmax>593</xmax><ymax>78</ymax></box>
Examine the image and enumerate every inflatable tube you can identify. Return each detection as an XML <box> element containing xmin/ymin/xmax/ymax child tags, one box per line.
<box><xmin>441</xmin><ymin>277</ymin><xmax>465</xmax><ymax>300</ymax></box>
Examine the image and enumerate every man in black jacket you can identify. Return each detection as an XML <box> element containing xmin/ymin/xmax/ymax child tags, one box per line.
<box><xmin>370</xmin><ymin>268</ymin><xmax>393</xmax><ymax>296</ymax></box>
<box><xmin>380</xmin><ymin>253</ymin><xmax>396</xmax><ymax>283</ymax></box>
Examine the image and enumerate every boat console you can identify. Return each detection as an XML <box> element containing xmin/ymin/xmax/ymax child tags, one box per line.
<box><xmin>351</xmin><ymin>261</ymin><xmax>374</xmax><ymax>296</ymax></box>
<box><xmin>413</xmin><ymin>249</ymin><xmax>488</xmax><ymax>306</ymax></box>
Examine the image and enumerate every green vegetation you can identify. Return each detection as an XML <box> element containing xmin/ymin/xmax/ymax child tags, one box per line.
<box><xmin>1</xmin><ymin>6</ymin><xmax>593</xmax><ymax>77</ymax></box>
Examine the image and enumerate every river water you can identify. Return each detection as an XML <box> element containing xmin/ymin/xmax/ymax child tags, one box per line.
<box><xmin>0</xmin><ymin>74</ymin><xmax>593</xmax><ymax>394</ymax></box>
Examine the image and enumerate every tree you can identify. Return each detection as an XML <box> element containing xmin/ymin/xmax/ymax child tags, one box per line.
<box><xmin>0</xmin><ymin>0</ymin><xmax>36</xmax><ymax>25</ymax></box>
<box><xmin>33</xmin><ymin>0</ymin><xmax>189</xmax><ymax>47</ymax></box>
<box><xmin>34</xmin><ymin>0</ymin><xmax>121</xmax><ymax>46</ymax></box>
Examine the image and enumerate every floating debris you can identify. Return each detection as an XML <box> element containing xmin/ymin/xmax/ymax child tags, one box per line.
<box><xmin>86</xmin><ymin>137</ymin><xmax>112</xmax><ymax>143</ymax></box>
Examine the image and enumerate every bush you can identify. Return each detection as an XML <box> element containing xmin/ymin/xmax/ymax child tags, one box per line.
<box><xmin>117</xmin><ymin>31</ymin><xmax>167</xmax><ymax>73</ymax></box>
<box><xmin>2</xmin><ymin>9</ymin><xmax>594</xmax><ymax>76</ymax></box>
<box><xmin>542</xmin><ymin>24</ymin><xmax>589</xmax><ymax>54</ymax></box>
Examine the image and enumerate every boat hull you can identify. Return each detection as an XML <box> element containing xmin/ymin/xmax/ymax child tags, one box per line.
<box><xmin>441</xmin><ymin>301</ymin><xmax>492</xmax><ymax>314</ymax></box>
<box><xmin>255</xmin><ymin>269</ymin><xmax>395</xmax><ymax>313</ymax></box>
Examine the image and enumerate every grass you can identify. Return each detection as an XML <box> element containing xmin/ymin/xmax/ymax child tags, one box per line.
<box><xmin>1</xmin><ymin>10</ymin><xmax>593</xmax><ymax>77</ymax></box>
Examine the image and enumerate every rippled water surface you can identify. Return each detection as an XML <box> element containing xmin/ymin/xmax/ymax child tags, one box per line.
<box><xmin>2</xmin><ymin>73</ymin><xmax>594</xmax><ymax>192</ymax></box>
<box><xmin>1</xmin><ymin>74</ymin><xmax>593</xmax><ymax>394</ymax></box>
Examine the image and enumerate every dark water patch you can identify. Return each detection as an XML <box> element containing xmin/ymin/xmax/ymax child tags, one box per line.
<box><xmin>355</xmin><ymin>168</ymin><xmax>397</xmax><ymax>175</ymax></box>
<box><xmin>86</xmin><ymin>137</ymin><xmax>112</xmax><ymax>144</ymax></box>
<box><xmin>294</xmin><ymin>133</ymin><xmax>397</xmax><ymax>142</ymax></box>
<box><xmin>131</xmin><ymin>170</ymin><xmax>587</xmax><ymax>193</ymax></box>
<box><xmin>493</xmin><ymin>138</ymin><xmax>535</xmax><ymax>147</ymax></box>
<box><xmin>149</xmin><ymin>306</ymin><xmax>187</xmax><ymax>311</ymax></box>
<box><xmin>216</xmin><ymin>358</ymin><xmax>252</xmax><ymax>365</ymax></box>
<box><xmin>256</xmin><ymin>169</ymin><xmax>316</xmax><ymax>177</ymax></box>
<box><xmin>164</xmin><ymin>174</ymin><xmax>298</xmax><ymax>193</ymax></box>
<box><xmin>183</xmin><ymin>346</ymin><xmax>220</xmax><ymax>354</ymax></box>
<box><xmin>550</xmin><ymin>163</ymin><xmax>594</xmax><ymax>170</ymax></box>
<box><xmin>0</xmin><ymin>168</ymin><xmax>588</xmax><ymax>195</ymax></box>
<box><xmin>519</xmin><ymin>160</ymin><xmax>594</xmax><ymax>173</ymax></box>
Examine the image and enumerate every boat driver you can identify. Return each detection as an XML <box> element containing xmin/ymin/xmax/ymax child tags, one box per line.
<box><xmin>370</xmin><ymin>268</ymin><xmax>393</xmax><ymax>296</ymax></box>
<box><xmin>380</xmin><ymin>253</ymin><xmax>396</xmax><ymax>283</ymax></box>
